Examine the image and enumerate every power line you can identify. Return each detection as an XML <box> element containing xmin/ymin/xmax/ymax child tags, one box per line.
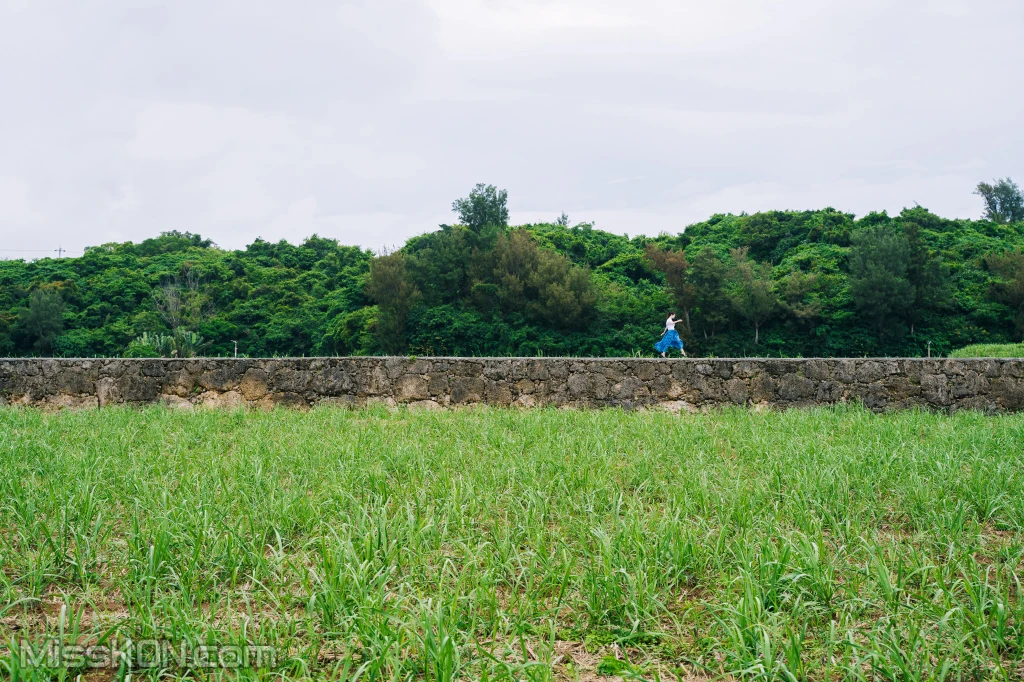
<box><xmin>0</xmin><ymin>245</ymin><xmax>82</xmax><ymax>262</ymax></box>
<box><xmin>0</xmin><ymin>248</ymin><xmax>81</xmax><ymax>253</ymax></box>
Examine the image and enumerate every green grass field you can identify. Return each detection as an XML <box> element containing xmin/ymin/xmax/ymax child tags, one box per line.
<box><xmin>1</xmin><ymin>406</ymin><xmax>1023</xmax><ymax>681</ymax></box>
<box><xmin>949</xmin><ymin>343</ymin><xmax>1024</xmax><ymax>358</ymax></box>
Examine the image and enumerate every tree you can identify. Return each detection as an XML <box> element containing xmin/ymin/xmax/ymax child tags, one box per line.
<box><xmin>487</xmin><ymin>229</ymin><xmax>597</xmax><ymax>330</ymax></box>
<box><xmin>903</xmin><ymin>221</ymin><xmax>951</xmax><ymax>335</ymax></box>
<box><xmin>986</xmin><ymin>247</ymin><xmax>1024</xmax><ymax>339</ymax></box>
<box><xmin>324</xmin><ymin>307</ymin><xmax>377</xmax><ymax>356</ymax></box>
<box><xmin>689</xmin><ymin>247</ymin><xmax>730</xmax><ymax>340</ymax></box>
<box><xmin>405</xmin><ymin>226</ymin><xmax>476</xmax><ymax>305</ymax></box>
<box><xmin>779</xmin><ymin>270</ymin><xmax>821</xmax><ymax>323</ymax></box>
<box><xmin>365</xmin><ymin>250</ymin><xmax>421</xmax><ymax>354</ymax></box>
<box><xmin>644</xmin><ymin>243</ymin><xmax>695</xmax><ymax>333</ymax></box>
<box><xmin>727</xmin><ymin>248</ymin><xmax>778</xmax><ymax>345</ymax></box>
<box><xmin>0</xmin><ymin>319</ymin><xmax>12</xmax><ymax>357</ymax></box>
<box><xmin>556</xmin><ymin>212</ymin><xmax>570</xmax><ymax>227</ymax></box>
<box><xmin>975</xmin><ymin>178</ymin><xmax>1024</xmax><ymax>224</ymax></box>
<box><xmin>452</xmin><ymin>184</ymin><xmax>509</xmax><ymax>233</ymax></box>
<box><xmin>153</xmin><ymin>265</ymin><xmax>211</xmax><ymax>335</ymax></box>
<box><xmin>533</xmin><ymin>264</ymin><xmax>597</xmax><ymax>330</ymax></box>
<box><xmin>848</xmin><ymin>227</ymin><xmax>915</xmax><ymax>341</ymax></box>
<box><xmin>137</xmin><ymin>231</ymin><xmax>214</xmax><ymax>256</ymax></box>
<box><xmin>18</xmin><ymin>289</ymin><xmax>65</xmax><ymax>355</ymax></box>
<box><xmin>489</xmin><ymin>229</ymin><xmax>539</xmax><ymax>313</ymax></box>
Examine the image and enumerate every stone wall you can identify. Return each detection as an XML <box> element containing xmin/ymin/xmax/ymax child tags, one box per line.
<box><xmin>2</xmin><ymin>357</ymin><xmax>1024</xmax><ymax>412</ymax></box>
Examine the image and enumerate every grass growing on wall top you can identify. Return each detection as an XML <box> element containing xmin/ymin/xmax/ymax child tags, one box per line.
<box><xmin>949</xmin><ymin>342</ymin><xmax>1024</xmax><ymax>358</ymax></box>
<box><xmin>1</xmin><ymin>405</ymin><xmax>1023</xmax><ymax>679</ymax></box>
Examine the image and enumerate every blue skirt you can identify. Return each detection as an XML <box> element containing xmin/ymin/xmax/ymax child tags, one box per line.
<box><xmin>655</xmin><ymin>329</ymin><xmax>684</xmax><ymax>353</ymax></box>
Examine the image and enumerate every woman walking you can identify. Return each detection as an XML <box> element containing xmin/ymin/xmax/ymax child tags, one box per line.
<box><xmin>654</xmin><ymin>313</ymin><xmax>687</xmax><ymax>358</ymax></box>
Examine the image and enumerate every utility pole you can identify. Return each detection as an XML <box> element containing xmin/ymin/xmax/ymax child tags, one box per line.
<box><xmin>54</xmin><ymin>246</ymin><xmax>65</xmax><ymax>258</ymax></box>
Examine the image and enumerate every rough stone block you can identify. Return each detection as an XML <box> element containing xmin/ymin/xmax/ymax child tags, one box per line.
<box><xmin>141</xmin><ymin>362</ymin><xmax>166</xmax><ymax>377</ymax></box>
<box><xmin>732</xmin><ymin>361</ymin><xmax>759</xmax><ymax>379</ymax></box>
<box><xmin>567</xmin><ymin>373</ymin><xmax>591</xmax><ymax>397</ymax></box>
<box><xmin>395</xmin><ymin>374</ymin><xmax>429</xmax><ymax>402</ymax></box>
<box><xmin>259</xmin><ymin>392</ymin><xmax>309</xmax><ymax>410</ymax></box>
<box><xmin>273</xmin><ymin>369</ymin><xmax>311</xmax><ymax>393</ymax></box>
<box><xmin>45</xmin><ymin>394</ymin><xmax>99</xmax><ymax>410</ymax></box>
<box><xmin>317</xmin><ymin>395</ymin><xmax>358</xmax><ymax>408</ymax></box>
<box><xmin>428</xmin><ymin>374</ymin><xmax>450</xmax><ymax>396</ymax></box>
<box><xmin>611</xmin><ymin>376</ymin><xmax>645</xmax><ymax>400</ymax></box>
<box><xmin>633</xmin><ymin>362</ymin><xmax>657</xmax><ymax>381</ymax></box>
<box><xmin>835</xmin><ymin>360</ymin><xmax>857</xmax><ymax>383</ymax></box>
<box><xmin>726</xmin><ymin>378</ymin><xmax>748</xmax><ymax>404</ymax></box>
<box><xmin>990</xmin><ymin>377</ymin><xmax>1024</xmax><ymax>410</ymax></box>
<box><xmin>951</xmin><ymin>371</ymin><xmax>985</xmax><ymax>398</ymax></box>
<box><xmin>96</xmin><ymin>377</ymin><xmax>120</xmax><ymax>406</ymax></box>
<box><xmin>200</xmin><ymin>390</ymin><xmax>245</xmax><ymax>409</ymax></box>
<box><xmin>657</xmin><ymin>400</ymin><xmax>698</xmax><ymax>414</ymax></box>
<box><xmin>695</xmin><ymin>363</ymin><xmax>714</xmax><ymax>376</ymax></box>
<box><xmin>160</xmin><ymin>395</ymin><xmax>193</xmax><ymax>410</ymax></box>
<box><xmin>408</xmin><ymin>399</ymin><xmax>441</xmax><ymax>411</ymax></box>
<box><xmin>749</xmin><ymin>373</ymin><xmax>775</xmax><ymax>402</ymax></box>
<box><xmin>485</xmin><ymin>383</ymin><xmax>513</xmax><ymax>406</ymax></box>
<box><xmin>515</xmin><ymin>394</ymin><xmax>537</xmax><ymax>408</ymax></box>
<box><xmin>359</xmin><ymin>366</ymin><xmax>390</xmax><ymax>395</ymax></box>
<box><xmin>453</xmin><ymin>361</ymin><xmax>484</xmax><ymax>377</ymax></box>
<box><xmin>55</xmin><ymin>369</ymin><xmax>94</xmax><ymax>395</ymax></box>
<box><xmin>883</xmin><ymin>376</ymin><xmax>921</xmax><ymax>401</ymax></box>
<box><xmin>693</xmin><ymin>374</ymin><xmax>725</xmax><ymax>401</ymax></box>
<box><xmin>548</xmin><ymin>363</ymin><xmax>570</xmax><ymax>380</ymax></box>
<box><xmin>652</xmin><ymin>374</ymin><xmax>683</xmax><ymax>399</ymax></box>
<box><xmin>778</xmin><ymin>374</ymin><xmax>816</xmax><ymax>401</ymax></box>
<box><xmin>239</xmin><ymin>369</ymin><xmax>269</xmax><ymax>400</ymax></box>
<box><xmin>1003</xmin><ymin>361</ymin><xmax>1024</xmax><ymax>378</ymax></box>
<box><xmin>816</xmin><ymin>380</ymin><xmax>844</xmax><ymax>403</ymax></box>
<box><xmin>803</xmin><ymin>360</ymin><xmax>830</xmax><ymax>380</ymax></box>
<box><xmin>163</xmin><ymin>369</ymin><xmax>195</xmax><ymax>398</ymax></box>
<box><xmin>514</xmin><ymin>378</ymin><xmax>535</xmax><ymax>394</ymax></box>
<box><xmin>920</xmin><ymin>374</ymin><xmax>950</xmax><ymax>406</ymax></box>
<box><xmin>407</xmin><ymin>358</ymin><xmax>432</xmax><ymax>374</ymax></box>
<box><xmin>526</xmin><ymin>361</ymin><xmax>550</xmax><ymax>381</ymax></box>
<box><xmin>867</xmin><ymin>383</ymin><xmax>893</xmax><ymax>409</ymax></box>
<box><xmin>452</xmin><ymin>377</ymin><xmax>485</xmax><ymax>404</ymax></box>
<box><xmin>384</xmin><ymin>357</ymin><xmax>408</xmax><ymax>379</ymax></box>
<box><xmin>121</xmin><ymin>376</ymin><xmax>161</xmax><ymax>402</ymax></box>
<box><xmin>855</xmin><ymin>361</ymin><xmax>885</xmax><ymax>383</ymax></box>
<box><xmin>198</xmin><ymin>366</ymin><xmax>243</xmax><ymax>392</ymax></box>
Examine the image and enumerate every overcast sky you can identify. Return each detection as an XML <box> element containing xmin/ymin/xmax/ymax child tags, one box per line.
<box><xmin>1</xmin><ymin>0</ymin><xmax>1022</xmax><ymax>258</ymax></box>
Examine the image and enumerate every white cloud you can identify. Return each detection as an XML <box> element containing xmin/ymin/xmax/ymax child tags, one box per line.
<box><xmin>0</xmin><ymin>0</ymin><xmax>1021</xmax><ymax>257</ymax></box>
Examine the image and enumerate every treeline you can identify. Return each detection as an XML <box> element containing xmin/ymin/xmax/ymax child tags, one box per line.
<box><xmin>3</xmin><ymin>182</ymin><xmax>1024</xmax><ymax>358</ymax></box>
<box><xmin>0</xmin><ymin>232</ymin><xmax>371</xmax><ymax>358</ymax></box>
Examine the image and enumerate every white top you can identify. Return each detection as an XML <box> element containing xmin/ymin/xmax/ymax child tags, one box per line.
<box><xmin>665</xmin><ymin>317</ymin><xmax>677</xmax><ymax>331</ymax></box>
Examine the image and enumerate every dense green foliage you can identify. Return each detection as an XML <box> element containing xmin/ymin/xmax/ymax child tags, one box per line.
<box><xmin>2</xmin><ymin>405</ymin><xmax>1023</xmax><ymax>679</ymax></box>
<box><xmin>3</xmin><ymin>198</ymin><xmax>1024</xmax><ymax>357</ymax></box>
<box><xmin>0</xmin><ymin>232</ymin><xmax>372</xmax><ymax>358</ymax></box>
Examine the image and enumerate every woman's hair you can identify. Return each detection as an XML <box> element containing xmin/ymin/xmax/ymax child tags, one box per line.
<box><xmin>668</xmin><ymin>312</ymin><xmax>676</xmax><ymax>318</ymax></box>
